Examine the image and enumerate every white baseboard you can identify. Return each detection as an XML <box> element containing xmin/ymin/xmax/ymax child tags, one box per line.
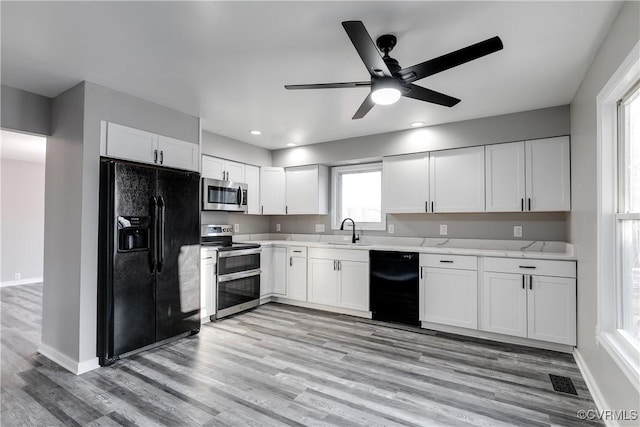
<box><xmin>37</xmin><ymin>343</ymin><xmax>100</xmax><ymax>375</ymax></box>
<box><xmin>1</xmin><ymin>277</ymin><xmax>43</xmax><ymax>287</ymax></box>
<box><xmin>573</xmin><ymin>349</ymin><xmax>617</xmax><ymax>427</ymax></box>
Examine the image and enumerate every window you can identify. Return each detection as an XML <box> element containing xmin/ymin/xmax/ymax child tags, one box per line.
<box><xmin>331</xmin><ymin>163</ymin><xmax>385</xmax><ymax>230</ymax></box>
<box><xmin>618</xmin><ymin>84</ymin><xmax>640</xmax><ymax>346</ymax></box>
<box><xmin>596</xmin><ymin>40</ymin><xmax>640</xmax><ymax>389</ymax></box>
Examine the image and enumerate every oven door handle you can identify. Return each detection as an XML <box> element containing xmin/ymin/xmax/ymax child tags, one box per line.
<box><xmin>218</xmin><ymin>269</ymin><xmax>262</xmax><ymax>283</ymax></box>
<box><xmin>218</xmin><ymin>248</ymin><xmax>262</xmax><ymax>258</ymax></box>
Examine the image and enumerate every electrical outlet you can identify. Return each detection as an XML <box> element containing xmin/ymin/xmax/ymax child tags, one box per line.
<box><xmin>315</xmin><ymin>224</ymin><xmax>325</xmax><ymax>233</ymax></box>
<box><xmin>233</xmin><ymin>224</ymin><xmax>239</xmax><ymax>232</ymax></box>
<box><xmin>514</xmin><ymin>226</ymin><xmax>523</xmax><ymax>238</ymax></box>
<box><xmin>439</xmin><ymin>224</ymin><xmax>448</xmax><ymax>236</ymax></box>
<box><xmin>276</xmin><ymin>223</ymin><xmax>281</xmax><ymax>232</ymax></box>
<box><xmin>14</xmin><ymin>273</ymin><xmax>21</xmax><ymax>280</ymax></box>
<box><xmin>388</xmin><ymin>224</ymin><xmax>395</xmax><ymax>234</ymax></box>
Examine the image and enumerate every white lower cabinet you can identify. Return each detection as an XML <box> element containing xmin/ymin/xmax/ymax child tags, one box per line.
<box><xmin>272</xmin><ymin>246</ymin><xmax>287</xmax><ymax>296</ymax></box>
<box><xmin>286</xmin><ymin>247</ymin><xmax>307</xmax><ymax>301</ymax></box>
<box><xmin>260</xmin><ymin>247</ymin><xmax>274</xmax><ymax>298</ymax></box>
<box><xmin>307</xmin><ymin>248</ymin><xmax>369</xmax><ymax>311</ymax></box>
<box><xmin>200</xmin><ymin>247</ymin><xmax>217</xmax><ymax>320</ymax></box>
<box><xmin>481</xmin><ymin>257</ymin><xmax>576</xmax><ymax>346</ymax></box>
<box><xmin>419</xmin><ymin>254</ymin><xmax>478</xmax><ymax>329</ymax></box>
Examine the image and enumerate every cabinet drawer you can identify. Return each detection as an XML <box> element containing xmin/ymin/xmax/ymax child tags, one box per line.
<box><xmin>308</xmin><ymin>247</ymin><xmax>369</xmax><ymax>262</ymax></box>
<box><xmin>420</xmin><ymin>254</ymin><xmax>477</xmax><ymax>271</ymax></box>
<box><xmin>483</xmin><ymin>257</ymin><xmax>576</xmax><ymax>278</ymax></box>
<box><xmin>288</xmin><ymin>246</ymin><xmax>307</xmax><ymax>258</ymax></box>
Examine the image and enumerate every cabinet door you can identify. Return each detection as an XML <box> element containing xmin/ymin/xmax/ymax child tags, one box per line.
<box><xmin>244</xmin><ymin>165</ymin><xmax>261</xmax><ymax>215</ymax></box>
<box><xmin>525</xmin><ymin>137</ymin><xmax>571</xmax><ymax>211</ymax></box>
<box><xmin>202</xmin><ymin>156</ymin><xmax>225</xmax><ymax>180</ymax></box>
<box><xmin>485</xmin><ymin>142</ymin><xmax>526</xmax><ymax>212</ymax></box>
<box><xmin>200</xmin><ymin>257</ymin><xmax>216</xmax><ymax>319</ymax></box>
<box><xmin>430</xmin><ymin>146</ymin><xmax>485</xmax><ymax>212</ymax></box>
<box><xmin>285</xmin><ymin>165</ymin><xmax>318</xmax><ymax>214</ymax></box>
<box><xmin>158</xmin><ymin>136</ymin><xmax>199</xmax><ymax>172</ymax></box>
<box><xmin>527</xmin><ymin>276</ymin><xmax>576</xmax><ymax>345</ymax></box>
<box><xmin>338</xmin><ymin>260</ymin><xmax>369</xmax><ymax>311</ymax></box>
<box><xmin>287</xmin><ymin>256</ymin><xmax>307</xmax><ymax>301</ymax></box>
<box><xmin>383</xmin><ymin>153</ymin><xmax>429</xmax><ymax>213</ymax></box>
<box><xmin>481</xmin><ymin>272</ymin><xmax>527</xmax><ymax>337</ymax></box>
<box><xmin>422</xmin><ymin>267</ymin><xmax>477</xmax><ymax>329</ymax></box>
<box><xmin>260</xmin><ymin>167</ymin><xmax>286</xmax><ymax>215</ymax></box>
<box><xmin>225</xmin><ymin>160</ymin><xmax>245</xmax><ymax>183</ymax></box>
<box><xmin>260</xmin><ymin>247</ymin><xmax>274</xmax><ymax>297</ymax></box>
<box><xmin>307</xmin><ymin>258</ymin><xmax>339</xmax><ymax>306</ymax></box>
<box><xmin>272</xmin><ymin>246</ymin><xmax>287</xmax><ymax>295</ymax></box>
<box><xmin>106</xmin><ymin>122</ymin><xmax>158</xmax><ymax>164</ymax></box>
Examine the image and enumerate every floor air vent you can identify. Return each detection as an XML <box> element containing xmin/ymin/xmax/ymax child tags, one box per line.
<box><xmin>549</xmin><ymin>374</ymin><xmax>578</xmax><ymax>395</ymax></box>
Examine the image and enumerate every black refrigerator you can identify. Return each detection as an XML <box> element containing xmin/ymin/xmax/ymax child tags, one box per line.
<box><xmin>98</xmin><ymin>159</ymin><xmax>201</xmax><ymax>366</ymax></box>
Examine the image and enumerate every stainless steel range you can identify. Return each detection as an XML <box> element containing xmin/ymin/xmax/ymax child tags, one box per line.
<box><xmin>201</xmin><ymin>225</ymin><xmax>261</xmax><ymax>319</ymax></box>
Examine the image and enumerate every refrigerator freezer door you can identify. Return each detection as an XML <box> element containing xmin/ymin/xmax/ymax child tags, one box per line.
<box><xmin>155</xmin><ymin>169</ymin><xmax>201</xmax><ymax>341</ymax></box>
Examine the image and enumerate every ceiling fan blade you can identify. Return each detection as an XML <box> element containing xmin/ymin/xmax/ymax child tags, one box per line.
<box><xmin>352</xmin><ymin>93</ymin><xmax>375</xmax><ymax>119</ymax></box>
<box><xmin>284</xmin><ymin>81</ymin><xmax>371</xmax><ymax>90</ymax></box>
<box><xmin>399</xmin><ymin>36</ymin><xmax>503</xmax><ymax>83</ymax></box>
<box><xmin>402</xmin><ymin>84</ymin><xmax>461</xmax><ymax>107</ymax></box>
<box><xmin>342</xmin><ymin>21</ymin><xmax>392</xmax><ymax>78</ymax></box>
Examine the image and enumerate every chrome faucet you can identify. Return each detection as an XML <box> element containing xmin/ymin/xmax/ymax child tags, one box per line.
<box><xmin>340</xmin><ymin>218</ymin><xmax>359</xmax><ymax>244</ymax></box>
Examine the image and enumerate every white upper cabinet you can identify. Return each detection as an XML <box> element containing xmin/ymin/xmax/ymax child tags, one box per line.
<box><xmin>485</xmin><ymin>142</ymin><xmax>526</xmax><ymax>212</ymax></box>
<box><xmin>202</xmin><ymin>155</ymin><xmax>245</xmax><ymax>182</ymax></box>
<box><xmin>525</xmin><ymin>137</ymin><xmax>571</xmax><ymax>211</ymax></box>
<box><xmin>430</xmin><ymin>146</ymin><xmax>485</xmax><ymax>213</ymax></box>
<box><xmin>103</xmin><ymin>122</ymin><xmax>199</xmax><ymax>172</ymax></box>
<box><xmin>157</xmin><ymin>135</ymin><xmax>199</xmax><ymax>171</ymax></box>
<box><xmin>486</xmin><ymin>137</ymin><xmax>570</xmax><ymax>212</ymax></box>
<box><xmin>260</xmin><ymin>167</ymin><xmax>286</xmax><ymax>215</ymax></box>
<box><xmin>244</xmin><ymin>165</ymin><xmax>261</xmax><ymax>215</ymax></box>
<box><xmin>383</xmin><ymin>153</ymin><xmax>430</xmax><ymax>213</ymax></box>
<box><xmin>285</xmin><ymin>165</ymin><xmax>329</xmax><ymax>215</ymax></box>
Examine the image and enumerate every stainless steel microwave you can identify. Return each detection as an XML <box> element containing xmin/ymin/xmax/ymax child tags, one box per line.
<box><xmin>202</xmin><ymin>178</ymin><xmax>248</xmax><ymax>212</ymax></box>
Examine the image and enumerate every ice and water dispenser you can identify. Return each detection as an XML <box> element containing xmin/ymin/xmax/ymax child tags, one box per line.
<box><xmin>117</xmin><ymin>216</ymin><xmax>150</xmax><ymax>252</ymax></box>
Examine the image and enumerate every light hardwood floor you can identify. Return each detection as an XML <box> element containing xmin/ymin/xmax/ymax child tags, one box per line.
<box><xmin>1</xmin><ymin>283</ymin><xmax>600</xmax><ymax>426</ymax></box>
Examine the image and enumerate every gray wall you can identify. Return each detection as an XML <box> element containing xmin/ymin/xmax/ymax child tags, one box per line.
<box><xmin>41</xmin><ymin>81</ymin><xmax>201</xmax><ymax>371</ymax></box>
<box><xmin>269</xmin><ymin>212</ymin><xmax>568</xmax><ymax>242</ymax></box>
<box><xmin>202</xmin><ymin>130</ymin><xmax>272</xmax><ymax>167</ymax></box>
<box><xmin>201</xmin><ymin>211</ymin><xmax>270</xmax><ymax>234</ymax></box>
<box><xmin>0</xmin><ymin>158</ymin><xmax>45</xmax><ymax>283</ymax></box>
<box><xmin>272</xmin><ymin>105</ymin><xmax>569</xmax><ymax>167</ymax></box>
<box><xmin>569</xmin><ymin>0</ymin><xmax>640</xmax><ymax>418</ymax></box>
<box><xmin>1</xmin><ymin>84</ymin><xmax>52</xmax><ymax>135</ymax></box>
<box><xmin>42</xmin><ymin>82</ymin><xmax>85</xmax><ymax>365</ymax></box>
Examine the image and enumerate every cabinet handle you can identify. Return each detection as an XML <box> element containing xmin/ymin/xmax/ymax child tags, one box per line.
<box><xmin>521</xmin><ymin>198</ymin><xmax>524</xmax><ymax>212</ymax></box>
<box><xmin>286</xmin><ymin>205</ymin><xmax>288</xmax><ymax>214</ymax></box>
<box><xmin>333</xmin><ymin>260</ymin><xmax>337</xmax><ymax>270</ymax></box>
<box><xmin>522</xmin><ymin>275</ymin><xmax>525</xmax><ymax>289</ymax></box>
<box><xmin>439</xmin><ymin>260</ymin><xmax>454</xmax><ymax>263</ymax></box>
<box><xmin>528</xmin><ymin>198</ymin><xmax>531</xmax><ymax>211</ymax></box>
<box><xmin>293</xmin><ymin>250</ymin><xmax>302</xmax><ymax>253</ymax></box>
<box><xmin>160</xmin><ymin>150</ymin><xmax>164</xmax><ymax>165</ymax></box>
<box><xmin>261</xmin><ymin>205</ymin><xmax>264</xmax><ymax>215</ymax></box>
<box><xmin>154</xmin><ymin>149</ymin><xmax>158</xmax><ymax>163</ymax></box>
<box><xmin>431</xmin><ymin>201</ymin><xmax>434</xmax><ymax>212</ymax></box>
<box><xmin>425</xmin><ymin>201</ymin><xmax>428</xmax><ymax>213</ymax></box>
<box><xmin>420</xmin><ymin>267</ymin><xmax>423</xmax><ymax>279</ymax></box>
<box><xmin>290</xmin><ymin>257</ymin><xmax>292</xmax><ymax>267</ymax></box>
<box><xmin>529</xmin><ymin>276</ymin><xmax>533</xmax><ymax>290</ymax></box>
<box><xmin>338</xmin><ymin>261</ymin><xmax>341</xmax><ymax>271</ymax></box>
<box><xmin>518</xmin><ymin>265</ymin><xmax>536</xmax><ymax>269</ymax></box>
<box><xmin>203</xmin><ymin>256</ymin><xmax>213</xmax><ymax>260</ymax></box>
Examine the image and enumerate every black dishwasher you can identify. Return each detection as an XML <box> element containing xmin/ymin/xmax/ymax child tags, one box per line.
<box><xmin>370</xmin><ymin>251</ymin><xmax>419</xmax><ymax>326</ymax></box>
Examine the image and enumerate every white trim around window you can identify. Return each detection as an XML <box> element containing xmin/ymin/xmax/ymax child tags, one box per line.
<box><xmin>596</xmin><ymin>40</ymin><xmax>640</xmax><ymax>392</ymax></box>
<box><xmin>331</xmin><ymin>163</ymin><xmax>386</xmax><ymax>231</ymax></box>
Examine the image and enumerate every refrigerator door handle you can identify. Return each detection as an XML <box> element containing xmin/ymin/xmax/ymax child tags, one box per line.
<box><xmin>150</xmin><ymin>196</ymin><xmax>158</xmax><ymax>272</ymax></box>
<box><xmin>157</xmin><ymin>196</ymin><xmax>166</xmax><ymax>272</ymax></box>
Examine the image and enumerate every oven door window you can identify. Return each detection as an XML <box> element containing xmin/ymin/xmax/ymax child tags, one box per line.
<box><xmin>218</xmin><ymin>253</ymin><xmax>260</xmax><ymax>275</ymax></box>
<box><xmin>208</xmin><ymin>186</ymin><xmax>239</xmax><ymax>205</ymax></box>
<box><xmin>218</xmin><ymin>274</ymin><xmax>260</xmax><ymax>310</ymax></box>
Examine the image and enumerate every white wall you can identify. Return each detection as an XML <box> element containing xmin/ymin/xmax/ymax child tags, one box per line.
<box><xmin>201</xmin><ymin>130</ymin><xmax>272</xmax><ymax>167</ymax></box>
<box><xmin>1</xmin><ymin>84</ymin><xmax>52</xmax><ymax>136</ymax></box>
<box><xmin>569</xmin><ymin>1</ymin><xmax>640</xmax><ymax>421</ymax></box>
<box><xmin>0</xmin><ymin>158</ymin><xmax>45</xmax><ymax>283</ymax></box>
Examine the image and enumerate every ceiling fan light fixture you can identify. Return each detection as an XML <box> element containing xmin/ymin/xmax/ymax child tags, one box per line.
<box><xmin>371</xmin><ymin>87</ymin><xmax>401</xmax><ymax>105</ymax></box>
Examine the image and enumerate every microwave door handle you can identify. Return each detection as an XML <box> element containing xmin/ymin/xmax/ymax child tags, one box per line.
<box><xmin>237</xmin><ymin>186</ymin><xmax>243</xmax><ymax>207</ymax></box>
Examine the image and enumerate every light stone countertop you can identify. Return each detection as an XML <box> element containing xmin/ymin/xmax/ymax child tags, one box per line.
<box><xmin>235</xmin><ymin>234</ymin><xmax>576</xmax><ymax>261</ymax></box>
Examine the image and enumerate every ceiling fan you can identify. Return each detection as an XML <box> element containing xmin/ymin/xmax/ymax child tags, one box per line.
<box><xmin>285</xmin><ymin>21</ymin><xmax>503</xmax><ymax>119</ymax></box>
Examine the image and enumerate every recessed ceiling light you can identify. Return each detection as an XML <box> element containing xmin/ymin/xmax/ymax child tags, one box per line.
<box><xmin>411</xmin><ymin>121</ymin><xmax>425</xmax><ymax>127</ymax></box>
<box><xmin>250</xmin><ymin>130</ymin><xmax>262</xmax><ymax>135</ymax></box>
<box><xmin>287</xmin><ymin>143</ymin><xmax>297</xmax><ymax>147</ymax></box>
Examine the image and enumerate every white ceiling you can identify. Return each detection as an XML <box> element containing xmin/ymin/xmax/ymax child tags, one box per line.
<box><xmin>1</xmin><ymin>1</ymin><xmax>622</xmax><ymax>150</ymax></box>
<box><xmin>0</xmin><ymin>130</ymin><xmax>47</xmax><ymax>163</ymax></box>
